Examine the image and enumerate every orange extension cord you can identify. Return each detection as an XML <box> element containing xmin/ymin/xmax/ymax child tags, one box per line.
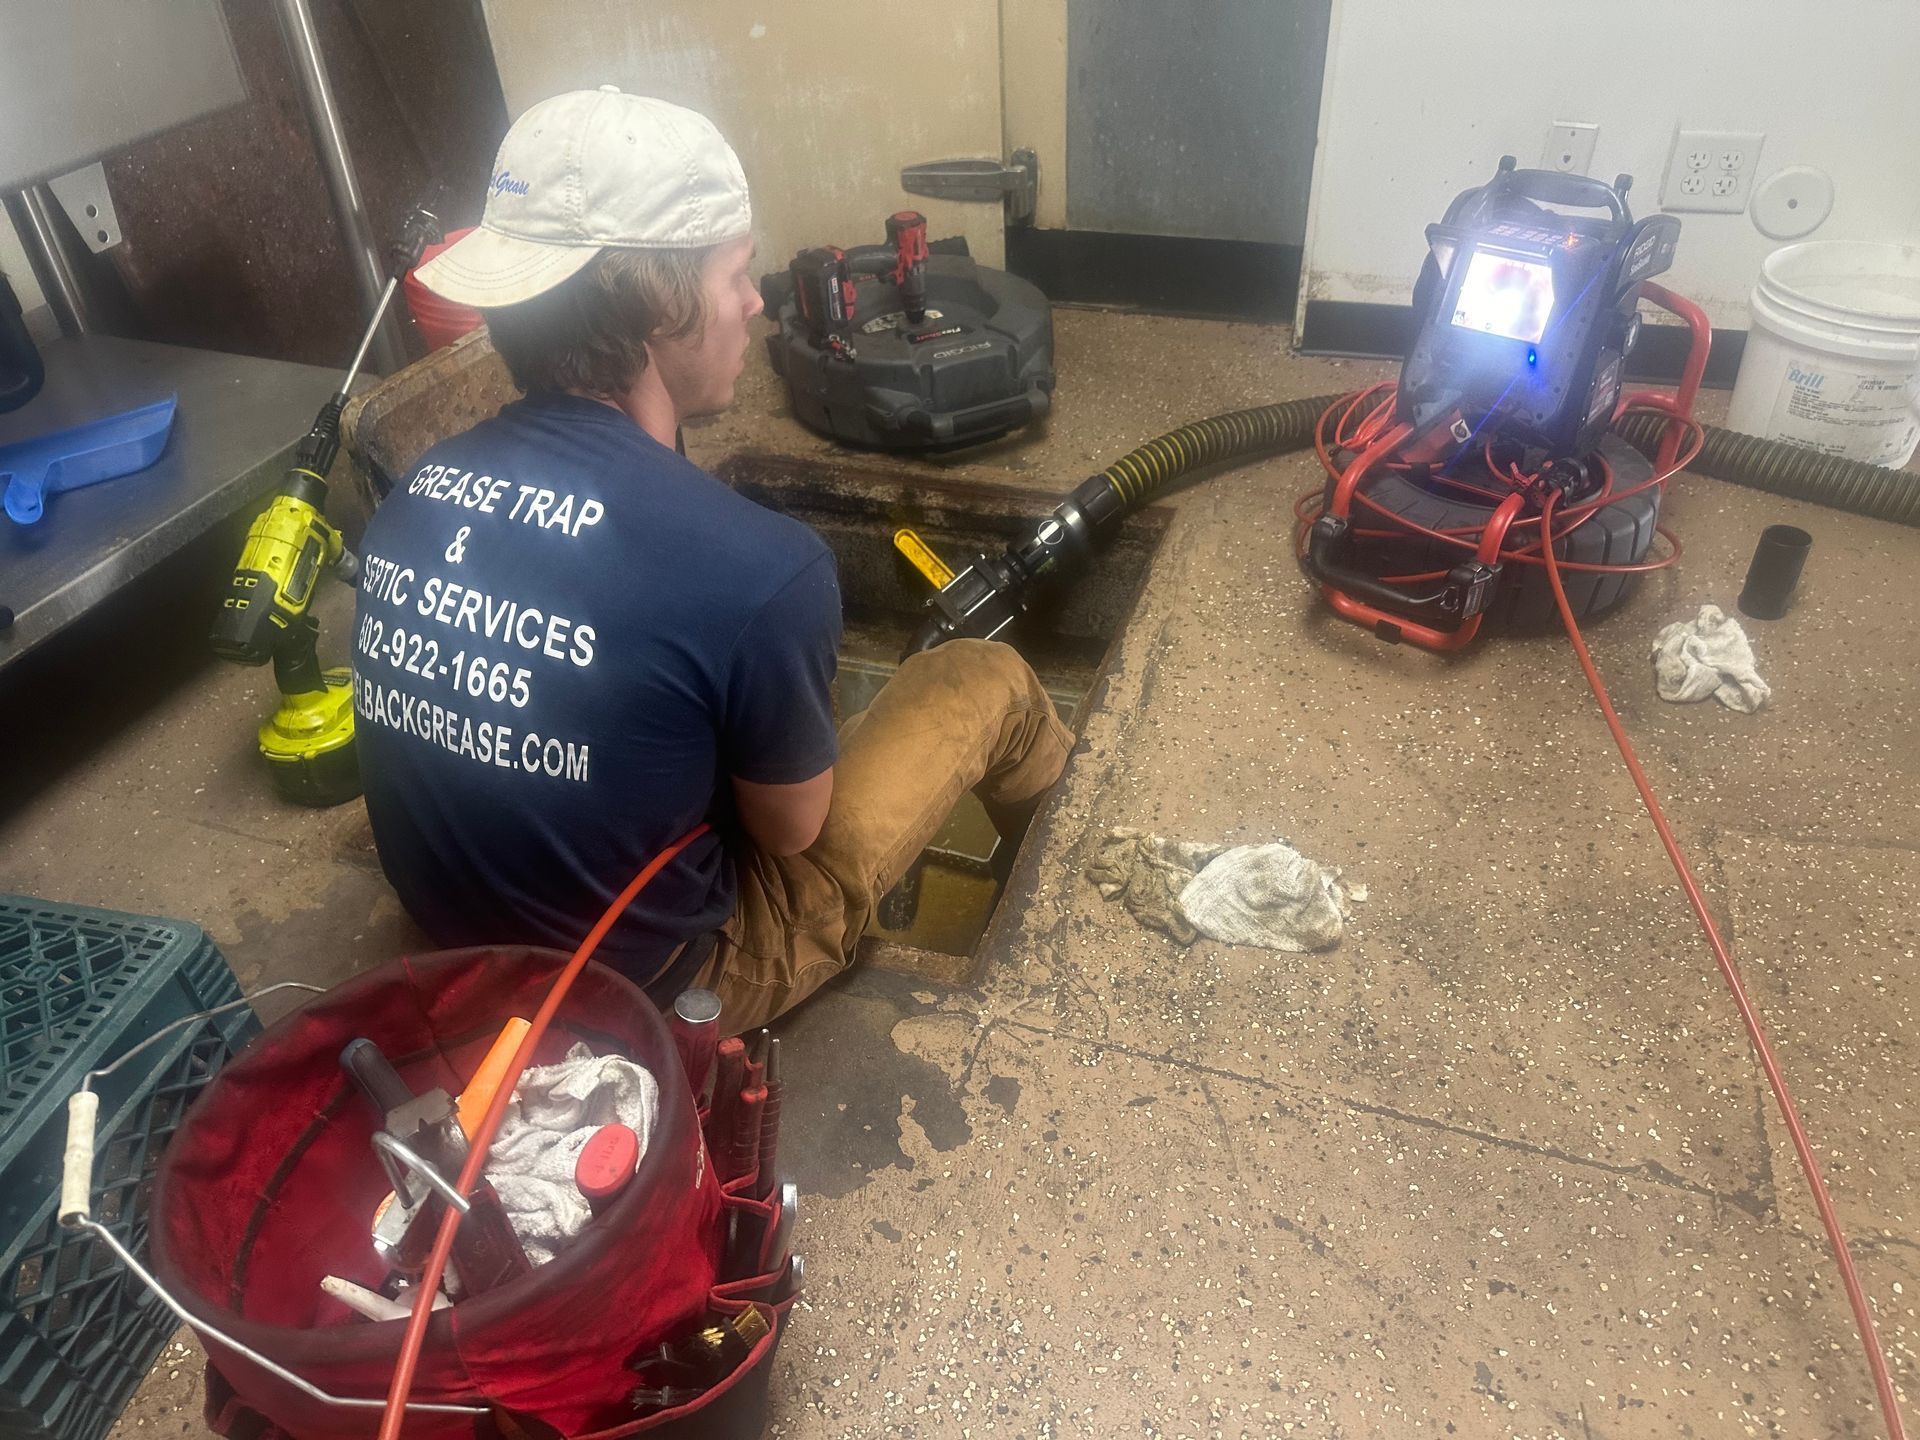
<box><xmin>376</xmin><ymin>823</ymin><xmax>711</xmax><ymax>1440</ymax></box>
<box><xmin>1539</xmin><ymin>491</ymin><xmax>1907</xmax><ymax>1440</ymax></box>
<box><xmin>1298</xmin><ymin>381</ymin><xmax>1904</xmax><ymax>1437</ymax></box>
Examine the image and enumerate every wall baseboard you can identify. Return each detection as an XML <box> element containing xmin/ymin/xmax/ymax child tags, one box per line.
<box><xmin>1005</xmin><ymin>228</ymin><xmax>1301</xmax><ymax>323</ymax></box>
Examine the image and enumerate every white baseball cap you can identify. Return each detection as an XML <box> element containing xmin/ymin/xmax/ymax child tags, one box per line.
<box><xmin>416</xmin><ymin>86</ymin><xmax>752</xmax><ymax>308</ymax></box>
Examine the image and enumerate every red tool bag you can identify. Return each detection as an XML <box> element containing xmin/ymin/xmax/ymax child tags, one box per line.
<box><xmin>148</xmin><ymin>947</ymin><xmax>791</xmax><ymax>1440</ymax></box>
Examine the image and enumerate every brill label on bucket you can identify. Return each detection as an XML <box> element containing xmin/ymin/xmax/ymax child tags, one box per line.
<box><xmin>1769</xmin><ymin>361</ymin><xmax>1920</xmax><ymax>467</ymax></box>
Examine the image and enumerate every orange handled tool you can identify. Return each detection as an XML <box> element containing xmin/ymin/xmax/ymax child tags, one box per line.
<box><xmin>707</xmin><ymin>1036</ymin><xmax>747</xmax><ymax>1151</ymax></box>
<box><xmin>456</xmin><ymin>1018</ymin><xmax>531</xmax><ymax>1137</ymax></box>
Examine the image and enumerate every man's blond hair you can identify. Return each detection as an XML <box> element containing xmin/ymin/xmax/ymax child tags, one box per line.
<box><xmin>483</xmin><ymin>246</ymin><xmax>716</xmax><ymax>397</ymax></box>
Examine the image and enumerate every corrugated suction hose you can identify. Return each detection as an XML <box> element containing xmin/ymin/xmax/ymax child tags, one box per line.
<box><xmin>917</xmin><ymin>392</ymin><xmax>1917</xmax><ymax>652</ymax></box>
<box><xmin>1088</xmin><ymin>395</ymin><xmax>1346</xmax><ymax>509</ymax></box>
<box><xmin>1093</xmin><ymin>399</ymin><xmax>1920</xmax><ymax>528</ymax></box>
<box><xmin>904</xmin><ymin>396</ymin><xmax>1348</xmax><ymax>653</ymax></box>
<box><xmin>1615</xmin><ymin>412</ymin><xmax>1918</xmax><ymax>526</ymax></box>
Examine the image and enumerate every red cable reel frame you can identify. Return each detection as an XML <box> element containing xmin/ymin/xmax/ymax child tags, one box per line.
<box><xmin>1307</xmin><ymin>282</ymin><xmax>1711</xmax><ymax>651</ymax></box>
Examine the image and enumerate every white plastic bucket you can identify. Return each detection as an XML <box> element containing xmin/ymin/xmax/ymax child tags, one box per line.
<box><xmin>1727</xmin><ymin>241</ymin><xmax>1920</xmax><ymax>468</ymax></box>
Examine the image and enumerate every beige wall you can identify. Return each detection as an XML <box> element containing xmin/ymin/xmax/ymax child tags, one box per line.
<box><xmin>479</xmin><ymin>1</ymin><xmax>1014</xmax><ymax>269</ymax></box>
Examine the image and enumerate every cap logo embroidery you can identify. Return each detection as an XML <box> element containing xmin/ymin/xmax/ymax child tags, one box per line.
<box><xmin>490</xmin><ymin>169</ymin><xmax>532</xmax><ymax>198</ymax></box>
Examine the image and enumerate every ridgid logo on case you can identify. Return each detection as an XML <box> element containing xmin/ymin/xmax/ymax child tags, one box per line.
<box><xmin>491</xmin><ymin>170</ymin><xmax>532</xmax><ymax>198</ymax></box>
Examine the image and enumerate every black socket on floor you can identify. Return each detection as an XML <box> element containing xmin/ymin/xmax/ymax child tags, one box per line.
<box><xmin>1737</xmin><ymin>524</ymin><xmax>1812</xmax><ymax>620</ymax></box>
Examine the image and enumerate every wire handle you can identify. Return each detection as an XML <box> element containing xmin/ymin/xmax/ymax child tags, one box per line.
<box><xmin>60</xmin><ymin>981</ymin><xmax>324</xmax><ymax>1230</ymax></box>
<box><xmin>1500</xmin><ymin>165</ymin><xmax>1628</xmax><ymax>221</ymax></box>
<box><xmin>49</xmin><ymin>980</ymin><xmax>484</xmax><ymax>1417</ymax></box>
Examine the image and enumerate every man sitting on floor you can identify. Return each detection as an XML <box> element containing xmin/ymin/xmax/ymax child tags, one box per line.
<box><xmin>353</xmin><ymin>87</ymin><xmax>1074</xmax><ymax>1030</ymax></box>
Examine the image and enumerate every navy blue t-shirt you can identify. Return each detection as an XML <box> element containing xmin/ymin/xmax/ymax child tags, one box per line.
<box><xmin>353</xmin><ymin>391</ymin><xmax>840</xmax><ymax>983</ymax></box>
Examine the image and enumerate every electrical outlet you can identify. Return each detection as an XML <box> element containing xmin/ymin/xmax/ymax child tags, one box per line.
<box><xmin>1662</xmin><ymin>128</ymin><xmax>1765</xmax><ymax>213</ymax></box>
<box><xmin>1541</xmin><ymin>121</ymin><xmax>1599</xmax><ymax>174</ymax></box>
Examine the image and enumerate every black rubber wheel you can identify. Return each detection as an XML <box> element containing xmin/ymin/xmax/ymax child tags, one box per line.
<box><xmin>1333</xmin><ymin>434</ymin><xmax>1659</xmax><ymax>628</ymax></box>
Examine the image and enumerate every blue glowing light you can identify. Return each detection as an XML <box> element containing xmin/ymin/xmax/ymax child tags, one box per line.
<box><xmin>1526</xmin><ymin>347</ymin><xmax>1538</xmax><ymax>367</ymax></box>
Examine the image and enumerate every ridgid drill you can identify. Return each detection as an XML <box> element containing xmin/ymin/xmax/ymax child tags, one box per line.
<box><xmin>209</xmin><ymin>202</ymin><xmax>442</xmax><ymax>806</ymax></box>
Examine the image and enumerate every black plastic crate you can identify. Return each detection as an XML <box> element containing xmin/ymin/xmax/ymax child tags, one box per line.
<box><xmin>0</xmin><ymin>896</ymin><xmax>257</xmax><ymax>1440</ymax></box>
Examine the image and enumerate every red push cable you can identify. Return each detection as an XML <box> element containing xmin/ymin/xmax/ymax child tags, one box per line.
<box><xmin>1538</xmin><ymin>492</ymin><xmax>1907</xmax><ymax>1440</ymax></box>
<box><xmin>376</xmin><ymin>824</ymin><xmax>712</xmax><ymax>1440</ymax></box>
<box><xmin>1294</xmin><ymin>389</ymin><xmax>1704</xmax><ymax>598</ymax></box>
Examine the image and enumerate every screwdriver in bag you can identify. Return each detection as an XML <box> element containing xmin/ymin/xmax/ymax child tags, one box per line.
<box><xmin>726</xmin><ymin>1031</ymin><xmax>769</xmax><ymax>1187</ymax></box>
<box><xmin>706</xmin><ymin>1035</ymin><xmax>747</xmax><ymax>1162</ymax></box>
<box><xmin>754</xmin><ymin>1037</ymin><xmax>783</xmax><ymax>1202</ymax></box>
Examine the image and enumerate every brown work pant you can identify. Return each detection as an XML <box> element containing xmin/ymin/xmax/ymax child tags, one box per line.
<box><xmin>695</xmin><ymin>639</ymin><xmax>1074</xmax><ymax>1032</ymax></box>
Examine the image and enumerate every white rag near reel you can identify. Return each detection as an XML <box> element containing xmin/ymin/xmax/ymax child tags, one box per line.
<box><xmin>1651</xmin><ymin>604</ymin><xmax>1770</xmax><ymax>713</ymax></box>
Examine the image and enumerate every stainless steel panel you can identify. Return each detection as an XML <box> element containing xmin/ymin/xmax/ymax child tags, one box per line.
<box><xmin>0</xmin><ymin>336</ymin><xmax>356</xmax><ymax>669</ymax></box>
<box><xmin>1065</xmin><ymin>0</ymin><xmax>1331</xmax><ymax>244</ymax></box>
<box><xmin>0</xmin><ymin>0</ymin><xmax>246</xmax><ymax>190</ymax></box>
<box><xmin>2</xmin><ymin>189</ymin><xmax>91</xmax><ymax>336</ymax></box>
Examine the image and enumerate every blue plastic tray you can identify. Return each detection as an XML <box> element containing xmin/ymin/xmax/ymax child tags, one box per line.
<box><xmin>1</xmin><ymin>396</ymin><xmax>177</xmax><ymax>525</ymax></box>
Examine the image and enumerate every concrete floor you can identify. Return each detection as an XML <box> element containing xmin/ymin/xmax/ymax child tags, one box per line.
<box><xmin>4</xmin><ymin>308</ymin><xmax>1916</xmax><ymax>1438</ymax></box>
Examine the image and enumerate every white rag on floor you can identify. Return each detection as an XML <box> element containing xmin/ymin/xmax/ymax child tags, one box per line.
<box><xmin>1085</xmin><ymin>827</ymin><xmax>1361</xmax><ymax>952</ymax></box>
<box><xmin>1180</xmin><ymin>843</ymin><xmax>1356</xmax><ymax>952</ymax></box>
<box><xmin>1651</xmin><ymin>604</ymin><xmax>1770</xmax><ymax>713</ymax></box>
<box><xmin>484</xmin><ymin>1042</ymin><xmax>658</xmax><ymax>1267</ymax></box>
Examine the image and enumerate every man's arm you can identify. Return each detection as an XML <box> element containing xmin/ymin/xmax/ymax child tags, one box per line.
<box><xmin>720</xmin><ymin>548</ymin><xmax>843</xmax><ymax>856</ymax></box>
<box><xmin>732</xmin><ymin>769</ymin><xmax>833</xmax><ymax>856</ymax></box>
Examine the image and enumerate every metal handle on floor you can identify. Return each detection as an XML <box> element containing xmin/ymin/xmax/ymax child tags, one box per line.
<box><xmin>55</xmin><ymin>981</ymin><xmax>488</xmax><ymax>1419</ymax></box>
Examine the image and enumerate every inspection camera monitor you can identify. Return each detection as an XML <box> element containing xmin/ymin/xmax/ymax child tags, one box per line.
<box><xmin>1398</xmin><ymin>157</ymin><xmax>1680</xmax><ymax>459</ymax></box>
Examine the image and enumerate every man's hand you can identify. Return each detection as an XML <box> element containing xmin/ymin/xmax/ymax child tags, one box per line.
<box><xmin>732</xmin><ymin>769</ymin><xmax>833</xmax><ymax>856</ymax></box>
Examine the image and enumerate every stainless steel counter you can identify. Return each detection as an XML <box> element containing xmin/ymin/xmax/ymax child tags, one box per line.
<box><xmin>0</xmin><ymin>335</ymin><xmax>351</xmax><ymax>669</ymax></box>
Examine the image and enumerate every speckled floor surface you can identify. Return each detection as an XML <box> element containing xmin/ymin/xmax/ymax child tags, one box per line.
<box><xmin>4</xmin><ymin>309</ymin><xmax>1914</xmax><ymax>1438</ymax></box>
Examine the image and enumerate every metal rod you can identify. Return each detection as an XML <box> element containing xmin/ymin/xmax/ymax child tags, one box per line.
<box><xmin>271</xmin><ymin>0</ymin><xmax>407</xmax><ymax>376</ymax></box>
<box><xmin>371</xmin><ymin>1131</ymin><xmax>472</xmax><ymax>1214</ymax></box>
<box><xmin>3</xmin><ymin>186</ymin><xmax>91</xmax><ymax>336</ymax></box>
<box><xmin>340</xmin><ymin>275</ymin><xmax>400</xmax><ymax>395</ymax></box>
<box><xmin>75</xmin><ymin>1222</ymin><xmax>485</xmax><ymax>1415</ymax></box>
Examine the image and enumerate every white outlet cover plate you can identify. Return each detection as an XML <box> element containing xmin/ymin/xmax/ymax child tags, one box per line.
<box><xmin>1662</xmin><ymin>128</ymin><xmax>1765</xmax><ymax>213</ymax></box>
<box><xmin>1542</xmin><ymin>121</ymin><xmax>1599</xmax><ymax>174</ymax></box>
<box><xmin>1751</xmin><ymin>165</ymin><xmax>1834</xmax><ymax>240</ymax></box>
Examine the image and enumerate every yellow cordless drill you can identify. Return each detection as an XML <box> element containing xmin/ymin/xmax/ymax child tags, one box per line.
<box><xmin>210</xmin><ymin>202</ymin><xmax>441</xmax><ymax>805</ymax></box>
